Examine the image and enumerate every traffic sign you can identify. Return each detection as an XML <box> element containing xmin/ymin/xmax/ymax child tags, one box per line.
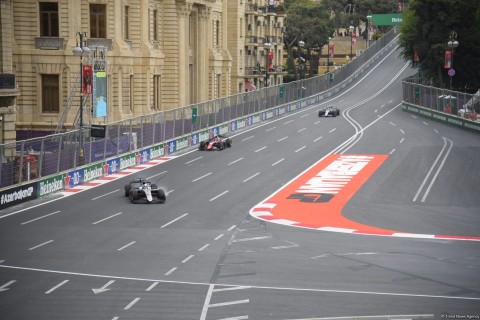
<box><xmin>448</xmin><ymin>68</ymin><xmax>456</xmax><ymax>77</ymax></box>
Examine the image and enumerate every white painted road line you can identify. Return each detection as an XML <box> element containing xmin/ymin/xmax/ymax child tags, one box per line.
<box><xmin>209</xmin><ymin>299</ymin><xmax>250</xmax><ymax>308</ymax></box>
<box><xmin>185</xmin><ymin>156</ymin><xmax>203</xmax><ymax>164</ymax></box>
<box><xmin>193</xmin><ymin>172</ymin><xmax>212</xmax><ymax>182</ymax></box>
<box><xmin>21</xmin><ymin>211</ymin><xmax>61</xmax><ymax>225</ymax></box>
<box><xmin>228</xmin><ymin>157</ymin><xmax>244</xmax><ymax>165</ymax></box>
<box><xmin>117</xmin><ymin>241</ymin><xmax>136</xmax><ymax>251</ymax></box>
<box><xmin>232</xmin><ymin>236</ymin><xmax>271</xmax><ymax>243</ymax></box>
<box><xmin>124</xmin><ymin>297</ymin><xmax>141</xmax><ymax>310</ymax></box>
<box><xmin>313</xmin><ymin>136</ymin><xmax>323</xmax><ymax>142</ymax></box>
<box><xmin>148</xmin><ymin>171</ymin><xmax>167</xmax><ymax>180</ymax></box>
<box><xmin>200</xmin><ymin>284</ymin><xmax>215</xmax><ymax>320</ymax></box>
<box><xmin>277</xmin><ymin>136</ymin><xmax>288</xmax><ymax>142</ymax></box>
<box><xmin>228</xmin><ymin>225</ymin><xmax>236</xmax><ymax>231</ymax></box>
<box><xmin>214</xmin><ymin>234</ymin><xmax>224</xmax><ymax>241</ymax></box>
<box><xmin>182</xmin><ymin>255</ymin><xmax>195</xmax><ymax>263</ymax></box>
<box><xmin>92</xmin><ymin>280</ymin><xmax>115</xmax><ymax>294</ymax></box>
<box><xmin>400</xmin><ymin>138</ymin><xmax>405</xmax><ymax>143</ymax></box>
<box><xmin>295</xmin><ymin>146</ymin><xmax>306</xmax><ymax>153</ymax></box>
<box><xmin>0</xmin><ymin>280</ymin><xmax>16</xmax><ymax>292</ymax></box>
<box><xmin>297</xmin><ymin>128</ymin><xmax>306</xmax><ymax>132</ymax></box>
<box><xmin>91</xmin><ymin>190</ymin><xmax>119</xmax><ymax>201</ymax></box>
<box><xmin>389</xmin><ymin>148</ymin><xmax>396</xmax><ymax>155</ymax></box>
<box><xmin>217</xmin><ymin>315</ymin><xmax>249</xmax><ymax>320</ymax></box>
<box><xmin>213</xmin><ymin>286</ymin><xmax>251</xmax><ymax>292</ymax></box>
<box><xmin>242</xmin><ymin>135</ymin><xmax>254</xmax><ymax>141</ymax></box>
<box><xmin>92</xmin><ymin>212</ymin><xmax>123</xmax><ymax>225</ymax></box>
<box><xmin>243</xmin><ymin>172</ymin><xmax>260</xmax><ymax>182</ymax></box>
<box><xmin>389</xmin><ymin>121</ymin><xmax>396</xmax><ymax>126</ymax></box>
<box><xmin>254</xmin><ymin>146</ymin><xmax>267</xmax><ymax>152</ymax></box>
<box><xmin>146</xmin><ymin>282</ymin><xmax>159</xmax><ymax>291</ymax></box>
<box><xmin>29</xmin><ymin>240</ymin><xmax>54</xmax><ymax>251</ymax></box>
<box><xmin>329</xmin><ymin>128</ymin><xmax>336</xmax><ymax>133</ymax></box>
<box><xmin>272</xmin><ymin>158</ymin><xmax>284</xmax><ymax>166</ymax></box>
<box><xmin>209</xmin><ymin>190</ymin><xmax>229</xmax><ymax>202</ymax></box>
<box><xmin>399</xmin><ymin>129</ymin><xmax>405</xmax><ymax>134</ymax></box>
<box><xmin>45</xmin><ymin>280</ymin><xmax>69</xmax><ymax>294</ymax></box>
<box><xmin>198</xmin><ymin>244</ymin><xmax>210</xmax><ymax>252</ymax></box>
<box><xmin>161</xmin><ymin>213</ymin><xmax>189</xmax><ymax>228</ymax></box>
<box><xmin>283</xmin><ymin>120</ymin><xmax>294</xmax><ymax>124</ymax></box>
<box><xmin>265</xmin><ymin>126</ymin><xmax>276</xmax><ymax>131</ymax></box>
<box><xmin>165</xmin><ymin>267</ymin><xmax>177</xmax><ymax>276</ymax></box>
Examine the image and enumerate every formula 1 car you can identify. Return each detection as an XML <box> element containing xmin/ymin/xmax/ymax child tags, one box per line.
<box><xmin>198</xmin><ymin>134</ymin><xmax>232</xmax><ymax>151</ymax></box>
<box><xmin>124</xmin><ymin>178</ymin><xmax>166</xmax><ymax>203</ymax></box>
<box><xmin>318</xmin><ymin>106</ymin><xmax>340</xmax><ymax>117</ymax></box>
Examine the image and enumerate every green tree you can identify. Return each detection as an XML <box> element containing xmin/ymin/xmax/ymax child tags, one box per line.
<box><xmin>399</xmin><ymin>0</ymin><xmax>480</xmax><ymax>91</ymax></box>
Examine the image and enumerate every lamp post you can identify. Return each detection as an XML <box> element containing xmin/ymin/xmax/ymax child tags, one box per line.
<box><xmin>349</xmin><ymin>25</ymin><xmax>354</xmax><ymax>57</ymax></box>
<box><xmin>326</xmin><ymin>37</ymin><xmax>331</xmax><ymax>73</ymax></box>
<box><xmin>366</xmin><ymin>15</ymin><xmax>372</xmax><ymax>48</ymax></box>
<box><xmin>298</xmin><ymin>40</ymin><xmax>305</xmax><ymax>79</ymax></box>
<box><xmin>72</xmin><ymin>32</ymin><xmax>91</xmax><ymax>164</ymax></box>
<box><xmin>447</xmin><ymin>30</ymin><xmax>459</xmax><ymax>91</ymax></box>
<box><xmin>264</xmin><ymin>42</ymin><xmax>272</xmax><ymax>87</ymax></box>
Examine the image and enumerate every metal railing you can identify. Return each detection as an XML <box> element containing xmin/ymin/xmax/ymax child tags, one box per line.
<box><xmin>0</xmin><ymin>27</ymin><xmax>399</xmax><ymax>190</ymax></box>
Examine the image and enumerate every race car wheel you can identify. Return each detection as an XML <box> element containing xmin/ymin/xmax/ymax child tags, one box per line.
<box><xmin>225</xmin><ymin>139</ymin><xmax>232</xmax><ymax>148</ymax></box>
<box><xmin>124</xmin><ymin>185</ymin><xmax>131</xmax><ymax>197</ymax></box>
<box><xmin>199</xmin><ymin>141</ymin><xmax>206</xmax><ymax>150</ymax></box>
<box><xmin>130</xmin><ymin>189</ymin><xmax>138</xmax><ymax>203</ymax></box>
<box><xmin>157</xmin><ymin>189</ymin><xmax>166</xmax><ymax>203</ymax></box>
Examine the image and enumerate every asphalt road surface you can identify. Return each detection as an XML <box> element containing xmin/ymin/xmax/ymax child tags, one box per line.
<box><xmin>1</xmin><ymin>47</ymin><xmax>479</xmax><ymax>320</ymax></box>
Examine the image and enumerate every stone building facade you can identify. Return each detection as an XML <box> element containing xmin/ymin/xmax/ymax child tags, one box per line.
<box><xmin>1</xmin><ymin>0</ymin><xmax>285</xmax><ymax>142</ymax></box>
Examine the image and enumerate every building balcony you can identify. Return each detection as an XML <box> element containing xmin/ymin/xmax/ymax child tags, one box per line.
<box><xmin>87</xmin><ymin>38</ymin><xmax>113</xmax><ymax>51</ymax></box>
<box><xmin>0</xmin><ymin>74</ymin><xmax>20</xmax><ymax>97</ymax></box>
<box><xmin>34</xmin><ymin>37</ymin><xmax>65</xmax><ymax>50</ymax></box>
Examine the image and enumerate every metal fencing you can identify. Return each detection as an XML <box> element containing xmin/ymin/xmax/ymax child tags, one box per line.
<box><xmin>0</xmin><ymin>27</ymin><xmax>399</xmax><ymax>190</ymax></box>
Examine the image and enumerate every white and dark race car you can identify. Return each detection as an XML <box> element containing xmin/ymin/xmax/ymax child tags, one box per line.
<box><xmin>198</xmin><ymin>134</ymin><xmax>232</xmax><ymax>151</ymax></box>
<box><xmin>318</xmin><ymin>106</ymin><xmax>340</xmax><ymax>117</ymax></box>
<box><xmin>124</xmin><ymin>177</ymin><xmax>166</xmax><ymax>204</ymax></box>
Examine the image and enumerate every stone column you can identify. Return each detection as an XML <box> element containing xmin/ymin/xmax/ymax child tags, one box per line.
<box><xmin>176</xmin><ymin>2</ymin><xmax>192</xmax><ymax>107</ymax></box>
<box><xmin>198</xmin><ymin>6</ymin><xmax>211</xmax><ymax>103</ymax></box>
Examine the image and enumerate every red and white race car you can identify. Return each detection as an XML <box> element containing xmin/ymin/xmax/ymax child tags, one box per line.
<box><xmin>198</xmin><ymin>135</ymin><xmax>232</xmax><ymax>151</ymax></box>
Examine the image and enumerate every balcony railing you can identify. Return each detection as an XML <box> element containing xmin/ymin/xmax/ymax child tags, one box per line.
<box><xmin>87</xmin><ymin>38</ymin><xmax>113</xmax><ymax>51</ymax></box>
<box><xmin>34</xmin><ymin>37</ymin><xmax>64</xmax><ymax>50</ymax></box>
<box><xmin>0</xmin><ymin>74</ymin><xmax>15</xmax><ymax>90</ymax></box>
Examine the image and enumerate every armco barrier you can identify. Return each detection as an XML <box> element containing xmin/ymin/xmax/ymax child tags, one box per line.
<box><xmin>402</xmin><ymin>103</ymin><xmax>480</xmax><ymax>134</ymax></box>
<box><xmin>0</xmin><ymin>30</ymin><xmax>400</xmax><ymax>211</ymax></box>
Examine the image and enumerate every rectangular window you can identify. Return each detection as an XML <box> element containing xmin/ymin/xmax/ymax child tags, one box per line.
<box><xmin>124</xmin><ymin>6</ymin><xmax>129</xmax><ymax>40</ymax></box>
<box><xmin>153</xmin><ymin>10</ymin><xmax>158</xmax><ymax>41</ymax></box>
<box><xmin>154</xmin><ymin>75</ymin><xmax>161</xmax><ymax>110</ymax></box>
<box><xmin>90</xmin><ymin>4</ymin><xmax>106</xmax><ymax>38</ymax></box>
<box><xmin>216</xmin><ymin>20</ymin><xmax>220</xmax><ymax>46</ymax></box>
<box><xmin>129</xmin><ymin>75</ymin><xmax>134</xmax><ymax>112</ymax></box>
<box><xmin>40</xmin><ymin>2</ymin><xmax>59</xmax><ymax>37</ymax></box>
<box><xmin>42</xmin><ymin>75</ymin><xmax>59</xmax><ymax>113</ymax></box>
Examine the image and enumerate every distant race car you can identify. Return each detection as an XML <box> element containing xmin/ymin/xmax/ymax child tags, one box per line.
<box><xmin>318</xmin><ymin>106</ymin><xmax>340</xmax><ymax>117</ymax></box>
<box><xmin>198</xmin><ymin>134</ymin><xmax>232</xmax><ymax>151</ymax></box>
<box><xmin>124</xmin><ymin>178</ymin><xmax>166</xmax><ymax>204</ymax></box>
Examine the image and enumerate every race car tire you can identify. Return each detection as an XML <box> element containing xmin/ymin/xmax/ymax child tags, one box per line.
<box><xmin>157</xmin><ymin>189</ymin><xmax>166</xmax><ymax>203</ymax></box>
<box><xmin>124</xmin><ymin>185</ymin><xmax>131</xmax><ymax>197</ymax></box>
<box><xmin>199</xmin><ymin>141</ymin><xmax>206</xmax><ymax>150</ymax></box>
<box><xmin>130</xmin><ymin>189</ymin><xmax>138</xmax><ymax>203</ymax></box>
<box><xmin>225</xmin><ymin>139</ymin><xmax>232</xmax><ymax>148</ymax></box>
<box><xmin>151</xmin><ymin>184</ymin><xmax>158</xmax><ymax>189</ymax></box>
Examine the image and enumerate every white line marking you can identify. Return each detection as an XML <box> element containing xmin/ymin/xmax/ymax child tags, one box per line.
<box><xmin>300</xmin><ymin>114</ymin><xmax>309</xmax><ymax>118</ymax></box>
<box><xmin>265</xmin><ymin>126</ymin><xmax>276</xmax><ymax>131</ymax></box>
<box><xmin>242</xmin><ymin>135</ymin><xmax>254</xmax><ymax>141</ymax></box>
<box><xmin>1</xmin><ymin>264</ymin><xmax>479</xmax><ymax>301</ymax></box>
<box><xmin>254</xmin><ymin>146</ymin><xmax>267</xmax><ymax>152</ymax></box>
<box><xmin>389</xmin><ymin>148</ymin><xmax>396</xmax><ymax>155</ymax></box>
<box><xmin>209</xmin><ymin>299</ymin><xmax>249</xmax><ymax>308</ymax></box>
<box><xmin>277</xmin><ymin>136</ymin><xmax>288</xmax><ymax>142</ymax></box>
<box><xmin>112</xmin><ymin>317</ymin><xmax>119</xmax><ymax>320</ymax></box>
<box><xmin>146</xmin><ymin>282</ymin><xmax>159</xmax><ymax>291</ymax></box>
<box><xmin>215</xmin><ymin>234</ymin><xmax>224</xmax><ymax>241</ymax></box>
<box><xmin>198</xmin><ymin>244</ymin><xmax>210</xmax><ymax>251</ymax></box>
<box><xmin>388</xmin><ymin>100</ymin><xmax>393</xmax><ymax>103</ymax></box>
<box><xmin>124</xmin><ymin>297</ymin><xmax>140</xmax><ymax>310</ymax></box>
<box><xmin>420</xmin><ymin>138</ymin><xmax>453</xmax><ymax>202</ymax></box>
<box><xmin>329</xmin><ymin>128</ymin><xmax>336</xmax><ymax>133</ymax></box>
<box><xmin>313</xmin><ymin>136</ymin><xmax>323</xmax><ymax>142</ymax></box>
<box><xmin>209</xmin><ymin>190</ymin><xmax>229</xmax><ymax>201</ymax></box>
<box><xmin>92</xmin><ymin>212</ymin><xmax>122</xmax><ymax>225</ymax></box>
<box><xmin>411</xmin><ymin>114</ymin><xmax>418</xmax><ymax>118</ymax></box>
<box><xmin>399</xmin><ymin>129</ymin><xmax>405</xmax><ymax>134</ymax></box>
<box><xmin>389</xmin><ymin>121</ymin><xmax>396</xmax><ymax>126</ymax></box>
<box><xmin>92</xmin><ymin>280</ymin><xmax>115</xmax><ymax>294</ymax></box>
<box><xmin>375</xmin><ymin>109</ymin><xmax>378</xmax><ymax>113</ymax></box>
<box><xmin>400</xmin><ymin>138</ymin><xmax>405</xmax><ymax>143</ymax></box>
<box><xmin>217</xmin><ymin>315</ymin><xmax>249</xmax><ymax>320</ymax></box>
<box><xmin>185</xmin><ymin>156</ymin><xmax>203</xmax><ymax>164</ymax></box>
<box><xmin>161</xmin><ymin>213</ymin><xmax>189</xmax><ymax>228</ymax></box>
<box><xmin>314</xmin><ymin>120</ymin><xmax>320</xmax><ymax>125</ymax></box>
<box><xmin>272</xmin><ymin>158</ymin><xmax>284</xmax><ymax>166</ymax></box>
<box><xmin>166</xmin><ymin>190</ymin><xmax>174</xmax><ymax>195</ymax></box>
<box><xmin>380</xmin><ymin>104</ymin><xmax>385</xmax><ymax>108</ymax></box>
<box><xmin>423</xmin><ymin>121</ymin><xmax>429</xmax><ymax>125</ymax></box>
<box><xmin>21</xmin><ymin>211</ymin><xmax>61</xmax><ymax>225</ymax></box>
<box><xmin>200</xmin><ymin>284</ymin><xmax>214</xmax><ymax>320</ymax></box>
<box><xmin>213</xmin><ymin>286</ymin><xmax>251</xmax><ymax>292</ymax></box>
<box><xmin>165</xmin><ymin>267</ymin><xmax>177</xmax><ymax>276</ymax></box>
<box><xmin>182</xmin><ymin>255</ymin><xmax>195</xmax><ymax>263</ymax></box>
<box><xmin>193</xmin><ymin>172</ymin><xmax>212</xmax><ymax>182</ymax></box>
<box><xmin>434</xmin><ymin>129</ymin><xmax>439</xmax><ymax>134</ymax></box>
<box><xmin>117</xmin><ymin>241</ymin><xmax>136</xmax><ymax>251</ymax></box>
<box><xmin>228</xmin><ymin>157</ymin><xmax>244</xmax><ymax>165</ymax></box>
<box><xmin>228</xmin><ymin>225</ymin><xmax>236</xmax><ymax>231</ymax></box>
<box><xmin>295</xmin><ymin>146</ymin><xmax>306</xmax><ymax>152</ymax></box>
<box><xmin>29</xmin><ymin>240</ymin><xmax>54</xmax><ymax>251</ymax></box>
<box><xmin>233</xmin><ymin>236</ymin><xmax>271</xmax><ymax>243</ymax></box>
<box><xmin>283</xmin><ymin>120</ymin><xmax>294</xmax><ymax>124</ymax></box>
<box><xmin>297</xmin><ymin>128</ymin><xmax>306</xmax><ymax>132</ymax></box>
<box><xmin>0</xmin><ymin>280</ymin><xmax>16</xmax><ymax>291</ymax></box>
<box><xmin>243</xmin><ymin>172</ymin><xmax>260</xmax><ymax>182</ymax></box>
<box><xmin>148</xmin><ymin>171</ymin><xmax>167</xmax><ymax>180</ymax></box>
<box><xmin>91</xmin><ymin>190</ymin><xmax>119</xmax><ymax>201</ymax></box>
<box><xmin>45</xmin><ymin>280</ymin><xmax>69</xmax><ymax>294</ymax></box>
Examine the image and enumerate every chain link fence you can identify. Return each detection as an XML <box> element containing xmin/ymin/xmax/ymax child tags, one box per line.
<box><xmin>0</xmin><ymin>28</ymin><xmax>399</xmax><ymax>190</ymax></box>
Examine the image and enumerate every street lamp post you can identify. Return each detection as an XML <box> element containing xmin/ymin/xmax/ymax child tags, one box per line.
<box><xmin>72</xmin><ymin>32</ymin><xmax>91</xmax><ymax>164</ymax></box>
<box><xmin>366</xmin><ymin>15</ymin><xmax>372</xmax><ymax>48</ymax></box>
<box><xmin>298</xmin><ymin>40</ymin><xmax>305</xmax><ymax>79</ymax></box>
<box><xmin>447</xmin><ymin>30</ymin><xmax>459</xmax><ymax>90</ymax></box>
<box><xmin>326</xmin><ymin>37</ymin><xmax>331</xmax><ymax>73</ymax></box>
<box><xmin>264</xmin><ymin>42</ymin><xmax>272</xmax><ymax>87</ymax></box>
<box><xmin>349</xmin><ymin>25</ymin><xmax>354</xmax><ymax>57</ymax></box>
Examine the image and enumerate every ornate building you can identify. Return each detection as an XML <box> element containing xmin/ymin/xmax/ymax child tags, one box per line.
<box><xmin>2</xmin><ymin>0</ymin><xmax>285</xmax><ymax>142</ymax></box>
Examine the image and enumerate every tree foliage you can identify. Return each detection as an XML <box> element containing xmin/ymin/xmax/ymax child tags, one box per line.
<box><xmin>399</xmin><ymin>0</ymin><xmax>480</xmax><ymax>91</ymax></box>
